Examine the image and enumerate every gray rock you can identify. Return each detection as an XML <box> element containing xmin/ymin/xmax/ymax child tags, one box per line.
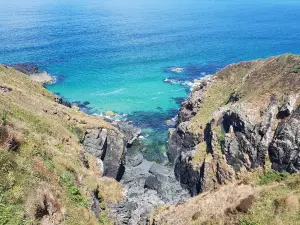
<box><xmin>149</xmin><ymin>163</ymin><xmax>170</xmax><ymax>176</ymax></box>
<box><xmin>110</xmin><ymin>158</ymin><xmax>189</xmax><ymax>225</ymax></box>
<box><xmin>277</xmin><ymin>94</ymin><xmax>298</xmax><ymax>119</ymax></box>
<box><xmin>127</xmin><ymin>152</ymin><xmax>144</xmax><ymax>167</ymax></box>
<box><xmin>269</xmin><ymin>106</ymin><xmax>300</xmax><ymax>172</ymax></box>
<box><xmin>82</xmin><ymin>128</ymin><xmax>126</xmax><ymax>180</ymax></box>
<box><xmin>83</xmin><ymin>128</ymin><xmax>108</xmax><ymax>158</ymax></box>
<box><xmin>115</xmin><ymin>121</ymin><xmax>142</xmax><ymax>146</ymax></box>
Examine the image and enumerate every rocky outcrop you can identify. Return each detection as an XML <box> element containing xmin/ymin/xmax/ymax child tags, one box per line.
<box><xmin>177</xmin><ymin>78</ymin><xmax>211</xmax><ymax>123</ymax></box>
<box><xmin>269</xmin><ymin>106</ymin><xmax>300</xmax><ymax>172</ymax></box>
<box><xmin>82</xmin><ymin>128</ymin><xmax>126</xmax><ymax>180</ymax></box>
<box><xmin>168</xmin><ymin>55</ymin><xmax>300</xmax><ymax>196</ymax></box>
<box><xmin>114</xmin><ymin>121</ymin><xmax>142</xmax><ymax>146</ymax></box>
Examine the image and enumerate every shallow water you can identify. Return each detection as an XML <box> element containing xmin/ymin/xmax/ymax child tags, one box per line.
<box><xmin>1</xmin><ymin>0</ymin><xmax>300</xmax><ymax>159</ymax></box>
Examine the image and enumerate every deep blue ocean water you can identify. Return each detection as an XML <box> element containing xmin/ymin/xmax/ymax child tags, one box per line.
<box><xmin>1</xmin><ymin>0</ymin><xmax>300</xmax><ymax>160</ymax></box>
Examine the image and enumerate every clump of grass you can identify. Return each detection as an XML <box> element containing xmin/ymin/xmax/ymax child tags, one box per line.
<box><xmin>291</xmin><ymin>64</ymin><xmax>300</xmax><ymax>73</ymax></box>
<box><xmin>192</xmin><ymin>211</ymin><xmax>201</xmax><ymax>221</ymax></box>
<box><xmin>67</xmin><ymin>125</ymin><xmax>84</xmax><ymax>141</ymax></box>
<box><xmin>59</xmin><ymin>171</ymin><xmax>88</xmax><ymax>207</ymax></box>
<box><xmin>240</xmin><ymin>219</ymin><xmax>260</xmax><ymax>225</ymax></box>
<box><xmin>0</xmin><ymin>110</ymin><xmax>7</xmax><ymax>141</ymax></box>
<box><xmin>258</xmin><ymin>170</ymin><xmax>289</xmax><ymax>185</ymax></box>
<box><xmin>98</xmin><ymin>211</ymin><xmax>113</xmax><ymax>225</ymax></box>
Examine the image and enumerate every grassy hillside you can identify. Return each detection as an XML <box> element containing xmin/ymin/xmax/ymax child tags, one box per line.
<box><xmin>0</xmin><ymin>65</ymin><xmax>123</xmax><ymax>224</ymax></box>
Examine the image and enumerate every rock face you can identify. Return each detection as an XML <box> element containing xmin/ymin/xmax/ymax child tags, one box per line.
<box><xmin>269</xmin><ymin>106</ymin><xmax>300</xmax><ymax>172</ymax></box>
<box><xmin>168</xmin><ymin>55</ymin><xmax>300</xmax><ymax>196</ymax></box>
<box><xmin>82</xmin><ymin>128</ymin><xmax>126</xmax><ymax>180</ymax></box>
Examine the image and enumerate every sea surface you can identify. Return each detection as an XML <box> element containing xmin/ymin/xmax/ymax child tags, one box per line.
<box><xmin>1</xmin><ymin>0</ymin><xmax>300</xmax><ymax>161</ymax></box>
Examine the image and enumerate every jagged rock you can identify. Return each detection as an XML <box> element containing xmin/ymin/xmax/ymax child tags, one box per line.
<box><xmin>0</xmin><ymin>85</ymin><xmax>12</xmax><ymax>93</ymax></box>
<box><xmin>83</xmin><ymin>128</ymin><xmax>108</xmax><ymax>158</ymax></box>
<box><xmin>223</xmin><ymin>101</ymin><xmax>278</xmax><ymax>171</ymax></box>
<box><xmin>145</xmin><ymin>175</ymin><xmax>161</xmax><ymax>191</ymax></box>
<box><xmin>54</xmin><ymin>95</ymin><xmax>72</xmax><ymax>108</ymax></box>
<box><xmin>178</xmin><ymin>79</ymin><xmax>210</xmax><ymax>123</ymax></box>
<box><xmin>168</xmin><ymin>122</ymin><xmax>202</xmax><ymax>163</ymax></box>
<box><xmin>103</xmin><ymin>130</ymin><xmax>126</xmax><ymax>180</ymax></box>
<box><xmin>114</xmin><ymin>121</ymin><xmax>142</xmax><ymax>146</ymax></box>
<box><xmin>269</xmin><ymin>106</ymin><xmax>300</xmax><ymax>172</ymax></box>
<box><xmin>277</xmin><ymin>94</ymin><xmax>298</xmax><ymax>119</ymax></box>
<box><xmin>112</xmin><ymin>157</ymin><xmax>189</xmax><ymax>224</ymax></box>
<box><xmin>174</xmin><ymin>151</ymin><xmax>201</xmax><ymax>196</ymax></box>
<box><xmin>82</xmin><ymin>128</ymin><xmax>126</xmax><ymax>180</ymax></box>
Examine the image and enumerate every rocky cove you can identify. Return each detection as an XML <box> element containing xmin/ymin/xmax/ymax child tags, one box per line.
<box><xmin>1</xmin><ymin>54</ymin><xmax>300</xmax><ymax>225</ymax></box>
<box><xmin>8</xmin><ymin>63</ymin><xmax>191</xmax><ymax>224</ymax></box>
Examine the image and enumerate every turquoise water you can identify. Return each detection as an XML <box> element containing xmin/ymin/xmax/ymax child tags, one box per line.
<box><xmin>1</xmin><ymin>0</ymin><xmax>300</xmax><ymax>160</ymax></box>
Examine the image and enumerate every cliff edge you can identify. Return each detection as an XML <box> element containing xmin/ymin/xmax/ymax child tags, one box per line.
<box><xmin>151</xmin><ymin>54</ymin><xmax>300</xmax><ymax>225</ymax></box>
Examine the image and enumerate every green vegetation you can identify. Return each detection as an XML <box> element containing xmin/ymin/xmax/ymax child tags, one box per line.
<box><xmin>98</xmin><ymin>211</ymin><xmax>113</xmax><ymax>225</ymax></box>
<box><xmin>59</xmin><ymin>171</ymin><xmax>89</xmax><ymax>207</ymax></box>
<box><xmin>67</xmin><ymin>124</ymin><xmax>84</xmax><ymax>141</ymax></box>
<box><xmin>0</xmin><ymin>110</ymin><xmax>7</xmax><ymax>140</ymax></box>
<box><xmin>291</xmin><ymin>64</ymin><xmax>300</xmax><ymax>73</ymax></box>
<box><xmin>258</xmin><ymin>170</ymin><xmax>289</xmax><ymax>185</ymax></box>
<box><xmin>240</xmin><ymin>220</ymin><xmax>260</xmax><ymax>225</ymax></box>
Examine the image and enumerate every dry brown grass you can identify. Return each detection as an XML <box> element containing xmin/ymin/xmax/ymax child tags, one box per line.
<box><xmin>150</xmin><ymin>183</ymin><xmax>257</xmax><ymax>225</ymax></box>
<box><xmin>0</xmin><ymin>65</ymin><xmax>123</xmax><ymax>224</ymax></box>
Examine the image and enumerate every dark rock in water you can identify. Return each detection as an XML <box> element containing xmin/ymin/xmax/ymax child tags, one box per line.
<box><xmin>54</xmin><ymin>95</ymin><xmax>72</xmax><ymax>108</ymax></box>
<box><xmin>269</xmin><ymin>106</ymin><xmax>300</xmax><ymax>172</ymax></box>
<box><xmin>11</xmin><ymin>63</ymin><xmax>40</xmax><ymax>75</ymax></box>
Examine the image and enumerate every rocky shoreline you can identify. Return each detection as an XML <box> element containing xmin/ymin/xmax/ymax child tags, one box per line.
<box><xmin>9</xmin><ymin>56</ymin><xmax>300</xmax><ymax>224</ymax></box>
<box><xmin>19</xmin><ymin>62</ymin><xmax>190</xmax><ymax>224</ymax></box>
<box><xmin>167</xmin><ymin>55</ymin><xmax>300</xmax><ymax>197</ymax></box>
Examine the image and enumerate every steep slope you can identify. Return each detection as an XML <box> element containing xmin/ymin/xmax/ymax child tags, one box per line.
<box><xmin>150</xmin><ymin>54</ymin><xmax>300</xmax><ymax>224</ymax></box>
<box><xmin>0</xmin><ymin>65</ymin><xmax>127</xmax><ymax>224</ymax></box>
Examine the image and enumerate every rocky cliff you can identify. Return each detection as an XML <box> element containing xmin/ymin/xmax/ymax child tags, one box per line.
<box><xmin>168</xmin><ymin>54</ymin><xmax>300</xmax><ymax>196</ymax></box>
<box><xmin>149</xmin><ymin>54</ymin><xmax>300</xmax><ymax>225</ymax></box>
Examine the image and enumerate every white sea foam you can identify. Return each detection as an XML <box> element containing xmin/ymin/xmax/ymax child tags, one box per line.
<box><xmin>164</xmin><ymin>78</ymin><xmax>193</xmax><ymax>87</ymax></box>
<box><xmin>91</xmin><ymin>88</ymin><xmax>125</xmax><ymax>96</ymax></box>
<box><xmin>170</xmin><ymin>67</ymin><xmax>184</xmax><ymax>73</ymax></box>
